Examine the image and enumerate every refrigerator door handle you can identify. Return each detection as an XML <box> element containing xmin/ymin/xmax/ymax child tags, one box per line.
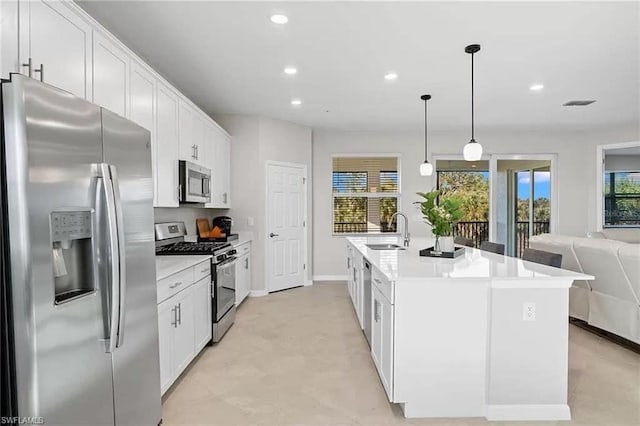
<box><xmin>97</xmin><ymin>163</ymin><xmax>121</xmax><ymax>353</ymax></box>
<box><xmin>109</xmin><ymin>165</ymin><xmax>127</xmax><ymax>348</ymax></box>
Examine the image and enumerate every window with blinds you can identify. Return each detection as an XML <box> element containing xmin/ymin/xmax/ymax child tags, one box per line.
<box><xmin>332</xmin><ymin>156</ymin><xmax>400</xmax><ymax>234</ymax></box>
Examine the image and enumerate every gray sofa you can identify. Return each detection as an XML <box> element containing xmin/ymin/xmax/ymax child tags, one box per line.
<box><xmin>530</xmin><ymin>233</ymin><xmax>640</xmax><ymax>344</ymax></box>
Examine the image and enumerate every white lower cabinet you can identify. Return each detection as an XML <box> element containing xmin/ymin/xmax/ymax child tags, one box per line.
<box><xmin>157</xmin><ymin>261</ymin><xmax>211</xmax><ymax>395</ymax></box>
<box><xmin>372</xmin><ymin>274</ymin><xmax>394</xmax><ymax>401</ymax></box>
<box><xmin>193</xmin><ymin>277</ymin><xmax>213</xmax><ymax>351</ymax></box>
<box><xmin>235</xmin><ymin>242</ymin><xmax>252</xmax><ymax>305</ymax></box>
<box><xmin>172</xmin><ymin>287</ymin><xmax>195</xmax><ymax>375</ymax></box>
<box><xmin>157</xmin><ymin>299</ymin><xmax>175</xmax><ymax>393</ymax></box>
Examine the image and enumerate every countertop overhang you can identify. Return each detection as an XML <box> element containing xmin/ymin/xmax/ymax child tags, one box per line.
<box><xmin>347</xmin><ymin>236</ymin><xmax>594</xmax><ymax>287</ymax></box>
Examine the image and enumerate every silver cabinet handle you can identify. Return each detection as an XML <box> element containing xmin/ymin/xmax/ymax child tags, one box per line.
<box><xmin>169</xmin><ymin>281</ymin><xmax>182</xmax><ymax>289</ymax></box>
<box><xmin>374</xmin><ymin>300</ymin><xmax>380</xmax><ymax>322</ymax></box>
<box><xmin>22</xmin><ymin>57</ymin><xmax>33</xmax><ymax>77</ymax></box>
<box><xmin>201</xmin><ymin>267</ymin><xmax>209</xmax><ymax>274</ymax></box>
<box><xmin>223</xmin><ymin>192</ymin><xmax>227</xmax><ymax>204</ymax></box>
<box><xmin>177</xmin><ymin>302</ymin><xmax>182</xmax><ymax>325</ymax></box>
<box><xmin>245</xmin><ymin>258</ymin><xmax>249</xmax><ymax>269</ymax></box>
<box><xmin>373</xmin><ymin>278</ymin><xmax>382</xmax><ymax>284</ymax></box>
<box><xmin>195</xmin><ymin>145</ymin><xmax>199</xmax><ymax>160</ymax></box>
<box><xmin>171</xmin><ymin>306</ymin><xmax>177</xmax><ymax>328</ymax></box>
<box><xmin>34</xmin><ymin>64</ymin><xmax>44</xmax><ymax>82</ymax></box>
<box><xmin>269</xmin><ymin>233</ymin><xmax>279</xmax><ymax>238</ymax></box>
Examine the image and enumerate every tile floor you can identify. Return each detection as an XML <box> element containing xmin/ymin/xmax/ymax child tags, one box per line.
<box><xmin>162</xmin><ymin>282</ymin><xmax>640</xmax><ymax>426</ymax></box>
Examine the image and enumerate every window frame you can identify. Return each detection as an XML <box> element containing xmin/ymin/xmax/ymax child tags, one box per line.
<box><xmin>603</xmin><ymin>169</ymin><xmax>640</xmax><ymax>228</ymax></box>
<box><xmin>331</xmin><ymin>153</ymin><xmax>402</xmax><ymax>236</ymax></box>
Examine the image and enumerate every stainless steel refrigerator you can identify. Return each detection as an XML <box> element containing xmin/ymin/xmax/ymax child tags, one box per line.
<box><xmin>0</xmin><ymin>75</ymin><xmax>162</xmax><ymax>425</ymax></box>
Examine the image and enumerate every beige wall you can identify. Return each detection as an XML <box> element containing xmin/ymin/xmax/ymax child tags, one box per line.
<box><xmin>215</xmin><ymin>114</ymin><xmax>313</xmax><ymax>293</ymax></box>
<box><xmin>312</xmin><ymin>125</ymin><xmax>639</xmax><ymax>277</ymax></box>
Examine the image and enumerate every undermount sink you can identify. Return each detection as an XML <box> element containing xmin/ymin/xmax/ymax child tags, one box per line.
<box><xmin>366</xmin><ymin>243</ymin><xmax>405</xmax><ymax>250</ymax></box>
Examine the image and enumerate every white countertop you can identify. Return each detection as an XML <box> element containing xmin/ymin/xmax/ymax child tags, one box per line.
<box><xmin>155</xmin><ymin>255</ymin><xmax>212</xmax><ymax>281</ymax></box>
<box><xmin>232</xmin><ymin>231</ymin><xmax>253</xmax><ymax>247</ymax></box>
<box><xmin>347</xmin><ymin>236</ymin><xmax>593</xmax><ymax>285</ymax></box>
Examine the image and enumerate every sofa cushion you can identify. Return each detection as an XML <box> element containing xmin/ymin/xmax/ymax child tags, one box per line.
<box><xmin>618</xmin><ymin>244</ymin><xmax>640</xmax><ymax>304</ymax></box>
<box><xmin>574</xmin><ymin>238</ymin><xmax>638</xmax><ymax>304</ymax></box>
<box><xmin>602</xmin><ymin>228</ymin><xmax>640</xmax><ymax>244</ymax></box>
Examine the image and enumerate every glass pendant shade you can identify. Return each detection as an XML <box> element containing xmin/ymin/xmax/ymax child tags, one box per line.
<box><xmin>420</xmin><ymin>161</ymin><xmax>433</xmax><ymax>176</ymax></box>
<box><xmin>463</xmin><ymin>140</ymin><xmax>483</xmax><ymax>161</ymax></box>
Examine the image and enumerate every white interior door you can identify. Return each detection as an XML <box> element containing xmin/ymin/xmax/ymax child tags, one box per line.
<box><xmin>267</xmin><ymin>163</ymin><xmax>306</xmax><ymax>293</ymax></box>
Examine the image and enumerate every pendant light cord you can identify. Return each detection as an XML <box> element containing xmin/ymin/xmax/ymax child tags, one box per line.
<box><xmin>471</xmin><ymin>51</ymin><xmax>475</xmax><ymax>142</ymax></box>
<box><xmin>424</xmin><ymin>98</ymin><xmax>428</xmax><ymax>161</ymax></box>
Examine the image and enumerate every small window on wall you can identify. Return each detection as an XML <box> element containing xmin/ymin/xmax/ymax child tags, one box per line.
<box><xmin>332</xmin><ymin>156</ymin><xmax>400</xmax><ymax>234</ymax></box>
<box><xmin>604</xmin><ymin>171</ymin><xmax>640</xmax><ymax>227</ymax></box>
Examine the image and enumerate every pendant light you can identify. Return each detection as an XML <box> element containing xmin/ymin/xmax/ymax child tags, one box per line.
<box><xmin>463</xmin><ymin>44</ymin><xmax>483</xmax><ymax>162</ymax></box>
<box><xmin>419</xmin><ymin>94</ymin><xmax>433</xmax><ymax>176</ymax></box>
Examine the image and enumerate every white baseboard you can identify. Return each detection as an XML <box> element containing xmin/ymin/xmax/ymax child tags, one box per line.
<box><xmin>486</xmin><ymin>404</ymin><xmax>571</xmax><ymax>421</ymax></box>
<box><xmin>248</xmin><ymin>290</ymin><xmax>268</xmax><ymax>298</ymax></box>
<box><xmin>313</xmin><ymin>275</ymin><xmax>347</xmax><ymax>282</ymax></box>
<box><xmin>304</xmin><ymin>280</ymin><xmax>313</xmax><ymax>287</ymax></box>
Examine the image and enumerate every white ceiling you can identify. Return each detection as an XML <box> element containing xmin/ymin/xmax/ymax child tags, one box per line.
<box><xmin>78</xmin><ymin>1</ymin><xmax>640</xmax><ymax>132</ymax></box>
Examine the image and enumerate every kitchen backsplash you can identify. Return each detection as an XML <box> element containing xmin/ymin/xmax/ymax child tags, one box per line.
<box><xmin>154</xmin><ymin>207</ymin><xmax>228</xmax><ymax>236</ymax></box>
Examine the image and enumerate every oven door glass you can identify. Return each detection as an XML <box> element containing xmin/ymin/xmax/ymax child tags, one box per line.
<box><xmin>216</xmin><ymin>258</ymin><xmax>236</xmax><ymax>320</ymax></box>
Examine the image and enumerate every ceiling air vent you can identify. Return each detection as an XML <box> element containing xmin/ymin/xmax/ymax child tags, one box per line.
<box><xmin>563</xmin><ymin>100</ymin><xmax>596</xmax><ymax>106</ymax></box>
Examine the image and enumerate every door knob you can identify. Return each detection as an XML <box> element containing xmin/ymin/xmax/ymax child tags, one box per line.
<box><xmin>269</xmin><ymin>233</ymin><xmax>279</xmax><ymax>238</ymax></box>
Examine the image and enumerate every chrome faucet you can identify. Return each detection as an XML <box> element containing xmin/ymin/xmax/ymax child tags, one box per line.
<box><xmin>388</xmin><ymin>212</ymin><xmax>410</xmax><ymax>247</ymax></box>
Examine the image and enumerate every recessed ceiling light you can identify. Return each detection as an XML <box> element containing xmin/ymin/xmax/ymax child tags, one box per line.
<box><xmin>284</xmin><ymin>67</ymin><xmax>297</xmax><ymax>75</ymax></box>
<box><xmin>384</xmin><ymin>72</ymin><xmax>398</xmax><ymax>81</ymax></box>
<box><xmin>529</xmin><ymin>84</ymin><xmax>544</xmax><ymax>91</ymax></box>
<box><xmin>291</xmin><ymin>99</ymin><xmax>302</xmax><ymax>106</ymax></box>
<box><xmin>270</xmin><ymin>14</ymin><xmax>288</xmax><ymax>24</ymax></box>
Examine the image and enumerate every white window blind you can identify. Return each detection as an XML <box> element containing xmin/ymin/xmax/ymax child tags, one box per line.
<box><xmin>332</xmin><ymin>156</ymin><xmax>400</xmax><ymax>234</ymax></box>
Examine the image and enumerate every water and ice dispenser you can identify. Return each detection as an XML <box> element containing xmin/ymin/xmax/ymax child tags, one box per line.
<box><xmin>50</xmin><ymin>210</ymin><xmax>96</xmax><ymax>304</ymax></box>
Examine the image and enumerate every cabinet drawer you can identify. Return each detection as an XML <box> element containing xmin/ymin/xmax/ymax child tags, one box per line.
<box><xmin>235</xmin><ymin>243</ymin><xmax>251</xmax><ymax>255</ymax></box>
<box><xmin>372</xmin><ymin>267</ymin><xmax>394</xmax><ymax>304</ymax></box>
<box><xmin>193</xmin><ymin>260</ymin><xmax>211</xmax><ymax>283</ymax></box>
<box><xmin>158</xmin><ymin>268</ymin><xmax>193</xmax><ymax>303</ymax></box>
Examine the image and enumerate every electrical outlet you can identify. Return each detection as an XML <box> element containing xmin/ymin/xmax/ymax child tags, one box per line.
<box><xmin>247</xmin><ymin>217</ymin><xmax>255</xmax><ymax>226</ymax></box>
<box><xmin>522</xmin><ymin>302</ymin><xmax>536</xmax><ymax>321</ymax></box>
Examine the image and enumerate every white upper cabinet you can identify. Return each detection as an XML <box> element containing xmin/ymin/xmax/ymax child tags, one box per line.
<box><xmin>129</xmin><ymin>61</ymin><xmax>156</xmax><ymax>201</ymax></box>
<box><xmin>179</xmin><ymin>101</ymin><xmax>209</xmax><ymax>165</ymax></box>
<box><xmin>205</xmin><ymin>125</ymin><xmax>231</xmax><ymax>209</ymax></box>
<box><xmin>178</xmin><ymin>101</ymin><xmax>195</xmax><ymax>162</ymax></box>
<box><xmin>156</xmin><ymin>82</ymin><xmax>180</xmax><ymax>207</ymax></box>
<box><xmin>8</xmin><ymin>0</ymin><xmax>231</xmax><ymax>209</ymax></box>
<box><xmin>20</xmin><ymin>0</ymin><xmax>92</xmax><ymax>99</ymax></box>
<box><xmin>193</xmin><ymin>114</ymin><xmax>207</xmax><ymax>167</ymax></box>
<box><xmin>92</xmin><ymin>31</ymin><xmax>129</xmax><ymax>117</ymax></box>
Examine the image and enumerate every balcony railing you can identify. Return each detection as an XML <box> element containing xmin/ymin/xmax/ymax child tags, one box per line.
<box><xmin>334</xmin><ymin>222</ymin><xmax>397</xmax><ymax>234</ymax></box>
<box><xmin>337</xmin><ymin>220</ymin><xmax>550</xmax><ymax>257</ymax></box>
<box><xmin>454</xmin><ymin>221</ymin><xmax>550</xmax><ymax>257</ymax></box>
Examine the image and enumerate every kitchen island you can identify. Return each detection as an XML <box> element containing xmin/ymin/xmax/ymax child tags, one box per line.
<box><xmin>345</xmin><ymin>236</ymin><xmax>593</xmax><ymax>421</ymax></box>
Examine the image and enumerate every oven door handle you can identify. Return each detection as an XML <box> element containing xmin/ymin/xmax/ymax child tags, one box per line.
<box><xmin>217</xmin><ymin>257</ymin><xmax>237</xmax><ymax>269</ymax></box>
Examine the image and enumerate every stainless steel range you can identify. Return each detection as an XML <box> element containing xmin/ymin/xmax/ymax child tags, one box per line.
<box><xmin>155</xmin><ymin>222</ymin><xmax>237</xmax><ymax>342</ymax></box>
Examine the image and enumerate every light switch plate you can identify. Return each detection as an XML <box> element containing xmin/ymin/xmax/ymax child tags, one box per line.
<box><xmin>247</xmin><ymin>217</ymin><xmax>255</xmax><ymax>227</ymax></box>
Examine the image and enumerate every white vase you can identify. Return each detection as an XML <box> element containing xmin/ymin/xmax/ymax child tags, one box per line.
<box><xmin>440</xmin><ymin>236</ymin><xmax>455</xmax><ymax>253</ymax></box>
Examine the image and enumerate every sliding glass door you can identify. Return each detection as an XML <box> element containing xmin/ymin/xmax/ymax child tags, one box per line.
<box><xmin>433</xmin><ymin>154</ymin><xmax>557</xmax><ymax>257</ymax></box>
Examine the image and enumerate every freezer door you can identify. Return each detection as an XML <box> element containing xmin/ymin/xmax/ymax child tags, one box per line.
<box><xmin>2</xmin><ymin>75</ymin><xmax>116</xmax><ymax>424</ymax></box>
<box><xmin>101</xmin><ymin>109</ymin><xmax>162</xmax><ymax>425</ymax></box>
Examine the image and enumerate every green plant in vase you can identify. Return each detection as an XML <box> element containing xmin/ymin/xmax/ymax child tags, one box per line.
<box><xmin>417</xmin><ymin>189</ymin><xmax>464</xmax><ymax>252</ymax></box>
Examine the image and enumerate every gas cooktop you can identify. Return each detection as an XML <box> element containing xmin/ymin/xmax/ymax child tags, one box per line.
<box><xmin>155</xmin><ymin>241</ymin><xmax>231</xmax><ymax>255</ymax></box>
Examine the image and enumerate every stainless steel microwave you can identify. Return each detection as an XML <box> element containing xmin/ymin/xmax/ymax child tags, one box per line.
<box><xmin>179</xmin><ymin>160</ymin><xmax>211</xmax><ymax>203</ymax></box>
